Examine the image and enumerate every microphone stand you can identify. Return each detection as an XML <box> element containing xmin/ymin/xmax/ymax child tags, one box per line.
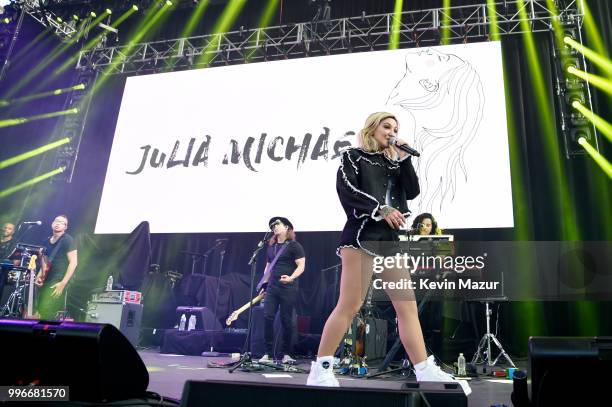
<box><xmin>229</xmin><ymin>230</ymin><xmax>270</xmax><ymax>373</ymax></box>
<box><xmin>208</xmin><ymin>239</ymin><xmax>227</xmax><ymax>354</ymax></box>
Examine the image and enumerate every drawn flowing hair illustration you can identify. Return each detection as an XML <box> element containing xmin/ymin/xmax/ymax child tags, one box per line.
<box><xmin>386</xmin><ymin>48</ymin><xmax>485</xmax><ymax>214</ymax></box>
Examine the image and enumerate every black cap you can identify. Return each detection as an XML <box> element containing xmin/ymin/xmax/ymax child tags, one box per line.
<box><xmin>268</xmin><ymin>216</ymin><xmax>293</xmax><ymax>230</ymax></box>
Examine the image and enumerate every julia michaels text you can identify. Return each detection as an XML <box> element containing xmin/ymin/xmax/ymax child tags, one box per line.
<box><xmin>126</xmin><ymin>128</ymin><xmax>354</xmax><ymax>175</ymax></box>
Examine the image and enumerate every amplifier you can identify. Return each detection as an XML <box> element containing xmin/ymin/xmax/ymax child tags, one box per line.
<box><xmin>91</xmin><ymin>290</ymin><xmax>142</xmax><ymax>304</ymax></box>
<box><xmin>85</xmin><ymin>301</ymin><xmax>143</xmax><ymax>346</ymax></box>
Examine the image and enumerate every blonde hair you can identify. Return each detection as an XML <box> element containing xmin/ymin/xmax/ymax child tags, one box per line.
<box><xmin>357</xmin><ymin>112</ymin><xmax>399</xmax><ymax>159</ymax></box>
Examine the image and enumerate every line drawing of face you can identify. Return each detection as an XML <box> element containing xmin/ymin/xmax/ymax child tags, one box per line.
<box><xmin>386</xmin><ymin>48</ymin><xmax>485</xmax><ymax>215</ymax></box>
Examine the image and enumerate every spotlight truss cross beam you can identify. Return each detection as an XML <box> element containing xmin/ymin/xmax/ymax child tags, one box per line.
<box><xmin>75</xmin><ymin>0</ymin><xmax>584</xmax><ymax>75</ymax></box>
<box><xmin>19</xmin><ymin>0</ymin><xmax>78</xmax><ymax>40</ymax></box>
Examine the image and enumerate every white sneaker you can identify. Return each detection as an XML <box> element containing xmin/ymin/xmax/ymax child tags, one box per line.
<box><xmin>306</xmin><ymin>356</ymin><xmax>339</xmax><ymax>387</ymax></box>
<box><xmin>258</xmin><ymin>354</ymin><xmax>271</xmax><ymax>363</ymax></box>
<box><xmin>415</xmin><ymin>355</ymin><xmax>472</xmax><ymax>396</ymax></box>
<box><xmin>282</xmin><ymin>354</ymin><xmax>296</xmax><ymax>364</ymax></box>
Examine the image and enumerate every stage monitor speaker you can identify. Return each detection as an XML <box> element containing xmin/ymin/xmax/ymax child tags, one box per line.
<box><xmin>529</xmin><ymin>336</ymin><xmax>612</xmax><ymax>407</ymax></box>
<box><xmin>85</xmin><ymin>301</ymin><xmax>143</xmax><ymax>346</ymax></box>
<box><xmin>0</xmin><ymin>319</ymin><xmax>149</xmax><ymax>402</ymax></box>
<box><xmin>180</xmin><ymin>379</ymin><xmax>466</xmax><ymax>407</ymax></box>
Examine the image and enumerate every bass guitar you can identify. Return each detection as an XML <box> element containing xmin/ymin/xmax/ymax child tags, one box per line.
<box><xmin>226</xmin><ymin>291</ymin><xmax>265</xmax><ymax>326</ymax></box>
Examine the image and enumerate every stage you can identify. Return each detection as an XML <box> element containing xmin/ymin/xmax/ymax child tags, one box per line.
<box><xmin>140</xmin><ymin>349</ymin><xmax>516</xmax><ymax>407</ymax></box>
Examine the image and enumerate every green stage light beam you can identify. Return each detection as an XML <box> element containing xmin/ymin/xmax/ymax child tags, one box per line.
<box><xmin>389</xmin><ymin>0</ymin><xmax>403</xmax><ymax>50</ymax></box>
<box><xmin>181</xmin><ymin>0</ymin><xmax>210</xmax><ymax>38</ymax></box>
<box><xmin>572</xmin><ymin>101</ymin><xmax>612</xmax><ymax>143</ymax></box>
<box><xmin>0</xmin><ymin>167</ymin><xmax>66</xmax><ymax>199</ymax></box>
<box><xmin>256</xmin><ymin>0</ymin><xmax>279</xmax><ymax>29</ymax></box>
<box><xmin>243</xmin><ymin>0</ymin><xmax>279</xmax><ymax>63</ymax></box>
<box><xmin>196</xmin><ymin>0</ymin><xmax>247</xmax><ymax>66</ymax></box>
<box><xmin>11</xmin><ymin>27</ymin><xmax>53</xmax><ymax>62</ymax></box>
<box><xmin>486</xmin><ymin>0</ymin><xmax>500</xmax><ymax>40</ymax></box>
<box><xmin>578</xmin><ymin>137</ymin><xmax>612</xmax><ymax>179</ymax></box>
<box><xmin>577</xmin><ymin>0</ymin><xmax>609</xmax><ymax>61</ymax></box>
<box><xmin>5</xmin><ymin>11</ymin><xmax>110</xmax><ymax>98</ymax></box>
<box><xmin>441</xmin><ymin>0</ymin><xmax>451</xmax><ymax>45</ymax></box>
<box><xmin>0</xmin><ymin>84</ymin><xmax>86</xmax><ymax>107</ymax></box>
<box><xmin>0</xmin><ymin>138</ymin><xmax>70</xmax><ymax>170</ymax></box>
<box><xmin>564</xmin><ymin>36</ymin><xmax>612</xmax><ymax>78</ymax></box>
<box><xmin>517</xmin><ymin>0</ymin><xmax>580</xmax><ymax>240</ymax></box>
<box><xmin>89</xmin><ymin>2</ymin><xmax>173</xmax><ymax>96</ymax></box>
<box><xmin>53</xmin><ymin>6</ymin><xmax>140</xmax><ymax>77</ymax></box>
<box><xmin>567</xmin><ymin>66</ymin><xmax>612</xmax><ymax>95</ymax></box>
<box><xmin>168</xmin><ymin>0</ymin><xmax>212</xmax><ymax>70</ymax></box>
<box><xmin>0</xmin><ymin>108</ymin><xmax>78</xmax><ymax>128</ymax></box>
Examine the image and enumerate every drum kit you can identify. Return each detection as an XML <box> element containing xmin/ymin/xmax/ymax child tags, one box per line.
<box><xmin>1</xmin><ymin>243</ymin><xmax>45</xmax><ymax>318</ymax></box>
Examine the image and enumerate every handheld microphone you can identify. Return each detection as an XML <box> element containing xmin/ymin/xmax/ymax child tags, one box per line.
<box><xmin>22</xmin><ymin>221</ymin><xmax>42</xmax><ymax>225</ymax></box>
<box><xmin>389</xmin><ymin>137</ymin><xmax>420</xmax><ymax>157</ymax></box>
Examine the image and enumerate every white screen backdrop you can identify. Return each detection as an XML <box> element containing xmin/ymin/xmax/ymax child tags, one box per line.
<box><xmin>95</xmin><ymin>41</ymin><xmax>513</xmax><ymax>233</ymax></box>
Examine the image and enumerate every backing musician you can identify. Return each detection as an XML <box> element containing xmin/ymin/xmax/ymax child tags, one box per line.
<box><xmin>257</xmin><ymin>216</ymin><xmax>305</xmax><ymax>365</ymax></box>
<box><xmin>36</xmin><ymin>215</ymin><xmax>78</xmax><ymax>320</ymax></box>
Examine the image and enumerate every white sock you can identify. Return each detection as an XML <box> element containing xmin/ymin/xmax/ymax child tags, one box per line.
<box><xmin>316</xmin><ymin>356</ymin><xmax>334</xmax><ymax>369</ymax></box>
<box><xmin>414</xmin><ymin>358</ymin><xmax>428</xmax><ymax>371</ymax></box>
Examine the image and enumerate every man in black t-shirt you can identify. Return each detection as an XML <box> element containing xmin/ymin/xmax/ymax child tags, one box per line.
<box><xmin>258</xmin><ymin>217</ymin><xmax>305</xmax><ymax>364</ymax></box>
<box><xmin>37</xmin><ymin>215</ymin><xmax>78</xmax><ymax>320</ymax></box>
<box><xmin>0</xmin><ymin>222</ymin><xmax>16</xmax><ymax>259</ymax></box>
<box><xmin>0</xmin><ymin>222</ymin><xmax>16</xmax><ymax>301</ymax></box>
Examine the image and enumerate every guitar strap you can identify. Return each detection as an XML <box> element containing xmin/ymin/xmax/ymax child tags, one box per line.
<box><xmin>256</xmin><ymin>242</ymin><xmax>289</xmax><ymax>291</ymax></box>
<box><xmin>47</xmin><ymin>234</ymin><xmax>64</xmax><ymax>262</ymax></box>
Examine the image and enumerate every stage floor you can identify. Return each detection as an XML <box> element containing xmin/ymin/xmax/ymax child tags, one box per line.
<box><xmin>140</xmin><ymin>349</ymin><xmax>516</xmax><ymax>407</ymax></box>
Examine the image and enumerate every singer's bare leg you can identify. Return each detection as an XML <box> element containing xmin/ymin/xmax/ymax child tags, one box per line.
<box><xmin>381</xmin><ymin>265</ymin><xmax>427</xmax><ymax>364</ymax></box>
<box><xmin>316</xmin><ymin>247</ymin><xmax>372</xmax><ymax>357</ymax></box>
<box><xmin>317</xmin><ymin>248</ymin><xmax>427</xmax><ymax>365</ymax></box>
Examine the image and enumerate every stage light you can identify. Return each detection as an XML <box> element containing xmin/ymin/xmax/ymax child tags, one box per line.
<box><xmin>72</xmin><ymin>14</ymin><xmax>79</xmax><ymax>21</ymax></box>
<box><xmin>90</xmin><ymin>11</ymin><xmax>97</xmax><ymax>18</ymax></box>
<box><xmin>166</xmin><ymin>0</ymin><xmax>173</xmax><ymax>6</ymax></box>
<box><xmin>567</xmin><ymin>66</ymin><xmax>612</xmax><ymax>95</ymax></box>
<box><xmin>0</xmin><ymin>167</ymin><xmax>66</xmax><ymax>199</ymax></box>
<box><xmin>564</xmin><ymin>34</ymin><xmax>612</xmax><ymax>75</ymax></box>
<box><xmin>0</xmin><ymin>108</ymin><xmax>79</xmax><ymax>128</ymax></box>
<box><xmin>389</xmin><ymin>0</ymin><xmax>403</xmax><ymax>50</ymax></box>
<box><xmin>572</xmin><ymin>101</ymin><xmax>612</xmax><ymax>143</ymax></box>
<box><xmin>180</xmin><ymin>0</ymin><xmax>211</xmax><ymax>39</ymax></box>
<box><xmin>132</xmin><ymin>5</ymin><xmax>139</xmax><ymax>11</ymax></box>
<box><xmin>196</xmin><ymin>0</ymin><xmax>247</xmax><ymax>66</ymax></box>
<box><xmin>56</xmin><ymin>17</ymin><xmax>62</xmax><ymax>23</ymax></box>
<box><xmin>515</xmin><ymin>0</ymin><xmax>579</xmax><ymax>240</ymax></box>
<box><xmin>577</xmin><ymin>137</ymin><xmax>612</xmax><ymax>180</ymax></box>
<box><xmin>486</xmin><ymin>0</ymin><xmax>500</xmax><ymax>40</ymax></box>
<box><xmin>0</xmin><ymin>138</ymin><xmax>70</xmax><ymax>170</ymax></box>
<box><xmin>106</xmin><ymin>8</ymin><xmax>112</xmax><ymax>15</ymax></box>
<box><xmin>3</xmin><ymin>17</ymin><xmax>9</xmax><ymax>24</ymax></box>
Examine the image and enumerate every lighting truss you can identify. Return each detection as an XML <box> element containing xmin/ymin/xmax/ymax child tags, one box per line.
<box><xmin>18</xmin><ymin>0</ymin><xmax>78</xmax><ymax>40</ymax></box>
<box><xmin>75</xmin><ymin>0</ymin><xmax>584</xmax><ymax>75</ymax></box>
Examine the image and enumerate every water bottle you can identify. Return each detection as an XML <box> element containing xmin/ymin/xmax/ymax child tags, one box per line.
<box><xmin>179</xmin><ymin>313</ymin><xmax>187</xmax><ymax>331</ymax></box>
<box><xmin>106</xmin><ymin>275</ymin><xmax>113</xmax><ymax>291</ymax></box>
<box><xmin>457</xmin><ymin>353</ymin><xmax>466</xmax><ymax>376</ymax></box>
<box><xmin>187</xmin><ymin>314</ymin><xmax>196</xmax><ymax>331</ymax></box>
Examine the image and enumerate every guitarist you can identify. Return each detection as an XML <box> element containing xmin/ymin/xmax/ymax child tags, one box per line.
<box><xmin>258</xmin><ymin>217</ymin><xmax>305</xmax><ymax>365</ymax></box>
<box><xmin>36</xmin><ymin>215</ymin><xmax>78</xmax><ymax>320</ymax></box>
